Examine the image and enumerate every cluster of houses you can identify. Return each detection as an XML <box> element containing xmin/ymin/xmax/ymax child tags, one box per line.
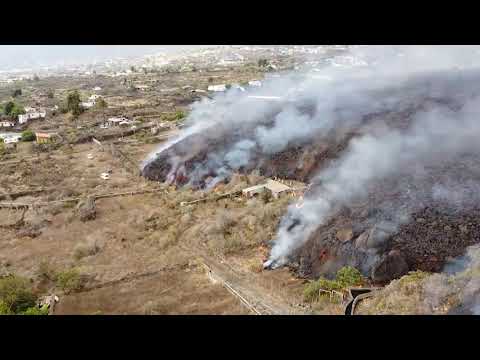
<box><xmin>0</xmin><ymin>107</ymin><xmax>47</xmax><ymax>129</ymax></box>
<box><xmin>0</xmin><ymin>131</ymin><xmax>57</xmax><ymax>147</ymax></box>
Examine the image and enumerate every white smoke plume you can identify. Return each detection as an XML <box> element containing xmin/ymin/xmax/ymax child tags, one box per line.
<box><xmin>268</xmin><ymin>99</ymin><xmax>480</xmax><ymax>265</ymax></box>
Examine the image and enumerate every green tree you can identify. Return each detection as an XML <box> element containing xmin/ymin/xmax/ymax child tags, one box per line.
<box><xmin>0</xmin><ymin>275</ymin><xmax>37</xmax><ymax>314</ymax></box>
<box><xmin>12</xmin><ymin>89</ymin><xmax>22</xmax><ymax>97</ymax></box>
<box><xmin>4</xmin><ymin>101</ymin><xmax>14</xmax><ymax>116</ymax></box>
<box><xmin>4</xmin><ymin>101</ymin><xmax>25</xmax><ymax>118</ymax></box>
<box><xmin>21</xmin><ymin>130</ymin><xmax>36</xmax><ymax>142</ymax></box>
<box><xmin>33</xmin><ymin>74</ymin><xmax>40</xmax><ymax>81</ymax></box>
<box><xmin>66</xmin><ymin>90</ymin><xmax>82</xmax><ymax>116</ymax></box>
<box><xmin>47</xmin><ymin>89</ymin><xmax>54</xmax><ymax>99</ymax></box>
<box><xmin>258</xmin><ymin>58</ymin><xmax>269</xmax><ymax>67</ymax></box>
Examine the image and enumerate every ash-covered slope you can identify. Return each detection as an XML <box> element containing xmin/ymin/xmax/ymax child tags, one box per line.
<box><xmin>142</xmin><ymin>47</ymin><xmax>480</xmax><ymax>293</ymax></box>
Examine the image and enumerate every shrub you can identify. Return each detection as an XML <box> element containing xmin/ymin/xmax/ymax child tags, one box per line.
<box><xmin>12</xmin><ymin>89</ymin><xmax>22</xmax><ymax>97</ymax></box>
<box><xmin>21</xmin><ymin>130</ymin><xmax>35</xmax><ymax>142</ymax></box>
<box><xmin>73</xmin><ymin>239</ymin><xmax>100</xmax><ymax>260</ymax></box>
<box><xmin>0</xmin><ymin>275</ymin><xmax>37</xmax><ymax>313</ymax></box>
<box><xmin>20</xmin><ymin>305</ymin><xmax>49</xmax><ymax>315</ymax></box>
<box><xmin>303</xmin><ymin>266</ymin><xmax>365</xmax><ymax>303</ymax></box>
<box><xmin>95</xmin><ymin>98</ymin><xmax>107</xmax><ymax>109</ymax></box>
<box><xmin>258</xmin><ymin>58</ymin><xmax>269</xmax><ymax>67</ymax></box>
<box><xmin>0</xmin><ymin>300</ymin><xmax>12</xmax><ymax>314</ymax></box>
<box><xmin>56</xmin><ymin>268</ymin><xmax>83</xmax><ymax>294</ymax></box>
<box><xmin>336</xmin><ymin>266</ymin><xmax>364</xmax><ymax>287</ymax></box>
<box><xmin>174</xmin><ymin>110</ymin><xmax>186</xmax><ymax>121</ymax></box>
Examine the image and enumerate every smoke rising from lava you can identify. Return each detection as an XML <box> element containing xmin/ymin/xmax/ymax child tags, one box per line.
<box><xmin>142</xmin><ymin>45</ymin><xmax>480</xmax><ymax>275</ymax></box>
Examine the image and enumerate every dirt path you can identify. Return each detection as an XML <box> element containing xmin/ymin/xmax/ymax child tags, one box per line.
<box><xmin>178</xmin><ymin>243</ymin><xmax>305</xmax><ymax>315</ymax></box>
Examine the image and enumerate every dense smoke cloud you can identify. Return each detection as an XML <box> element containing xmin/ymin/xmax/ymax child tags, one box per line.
<box><xmin>268</xmin><ymin>99</ymin><xmax>480</xmax><ymax>265</ymax></box>
<box><xmin>142</xmin><ymin>45</ymin><xmax>480</xmax><ymax>272</ymax></box>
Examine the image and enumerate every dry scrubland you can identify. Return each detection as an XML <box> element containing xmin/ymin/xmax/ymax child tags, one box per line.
<box><xmin>0</xmin><ymin>66</ymin><xmax>310</xmax><ymax>314</ymax></box>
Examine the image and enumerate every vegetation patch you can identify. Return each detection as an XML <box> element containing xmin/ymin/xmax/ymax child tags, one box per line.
<box><xmin>0</xmin><ymin>275</ymin><xmax>47</xmax><ymax>315</ymax></box>
<box><xmin>55</xmin><ymin>268</ymin><xmax>85</xmax><ymax>294</ymax></box>
<box><xmin>304</xmin><ymin>266</ymin><xmax>365</xmax><ymax>303</ymax></box>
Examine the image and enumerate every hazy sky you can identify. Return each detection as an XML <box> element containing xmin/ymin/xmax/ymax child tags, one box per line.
<box><xmin>0</xmin><ymin>45</ymin><xmax>216</xmax><ymax>71</ymax></box>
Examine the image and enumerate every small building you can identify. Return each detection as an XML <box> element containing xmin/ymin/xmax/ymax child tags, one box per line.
<box><xmin>81</xmin><ymin>101</ymin><xmax>95</xmax><ymax>109</ymax></box>
<box><xmin>242</xmin><ymin>184</ymin><xmax>267</xmax><ymax>198</ymax></box>
<box><xmin>208</xmin><ymin>84</ymin><xmax>227</xmax><ymax>92</ymax></box>
<box><xmin>18</xmin><ymin>114</ymin><xmax>29</xmax><ymax>124</ymax></box>
<box><xmin>107</xmin><ymin>117</ymin><xmax>129</xmax><ymax>127</ymax></box>
<box><xmin>119</xmin><ymin>119</ymin><xmax>137</xmax><ymax>127</ymax></box>
<box><xmin>248</xmin><ymin>80</ymin><xmax>262</xmax><ymax>87</ymax></box>
<box><xmin>18</xmin><ymin>109</ymin><xmax>46</xmax><ymax>124</ymax></box>
<box><xmin>0</xmin><ymin>120</ymin><xmax>15</xmax><ymax>128</ymax></box>
<box><xmin>93</xmin><ymin>86</ymin><xmax>102</xmax><ymax>91</ymax></box>
<box><xmin>242</xmin><ymin>179</ymin><xmax>292</xmax><ymax>199</ymax></box>
<box><xmin>30</xmin><ymin>111</ymin><xmax>46</xmax><ymax>119</ymax></box>
<box><xmin>4</xmin><ymin>135</ymin><xmax>21</xmax><ymax>144</ymax></box>
<box><xmin>134</xmin><ymin>84</ymin><xmax>151</xmax><ymax>92</ymax></box>
<box><xmin>35</xmin><ymin>132</ymin><xmax>58</xmax><ymax>144</ymax></box>
<box><xmin>264</xmin><ymin>179</ymin><xmax>291</xmax><ymax>199</ymax></box>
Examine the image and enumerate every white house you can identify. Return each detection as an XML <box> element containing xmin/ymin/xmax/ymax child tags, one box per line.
<box><xmin>134</xmin><ymin>84</ymin><xmax>151</xmax><ymax>92</ymax></box>
<box><xmin>248</xmin><ymin>80</ymin><xmax>262</xmax><ymax>87</ymax></box>
<box><xmin>89</xmin><ymin>94</ymin><xmax>102</xmax><ymax>102</ymax></box>
<box><xmin>0</xmin><ymin>120</ymin><xmax>15</xmax><ymax>128</ymax></box>
<box><xmin>82</xmin><ymin>94</ymin><xmax>102</xmax><ymax>109</ymax></box>
<box><xmin>208</xmin><ymin>84</ymin><xmax>227</xmax><ymax>92</ymax></box>
<box><xmin>81</xmin><ymin>101</ymin><xmax>95</xmax><ymax>109</ymax></box>
<box><xmin>30</xmin><ymin>111</ymin><xmax>46</xmax><ymax>119</ymax></box>
<box><xmin>18</xmin><ymin>114</ymin><xmax>29</xmax><ymax>124</ymax></box>
<box><xmin>18</xmin><ymin>108</ymin><xmax>46</xmax><ymax>124</ymax></box>
<box><xmin>4</xmin><ymin>136</ymin><xmax>20</xmax><ymax>144</ymax></box>
<box><xmin>93</xmin><ymin>86</ymin><xmax>102</xmax><ymax>91</ymax></box>
<box><xmin>107</xmin><ymin>117</ymin><xmax>129</xmax><ymax>127</ymax></box>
